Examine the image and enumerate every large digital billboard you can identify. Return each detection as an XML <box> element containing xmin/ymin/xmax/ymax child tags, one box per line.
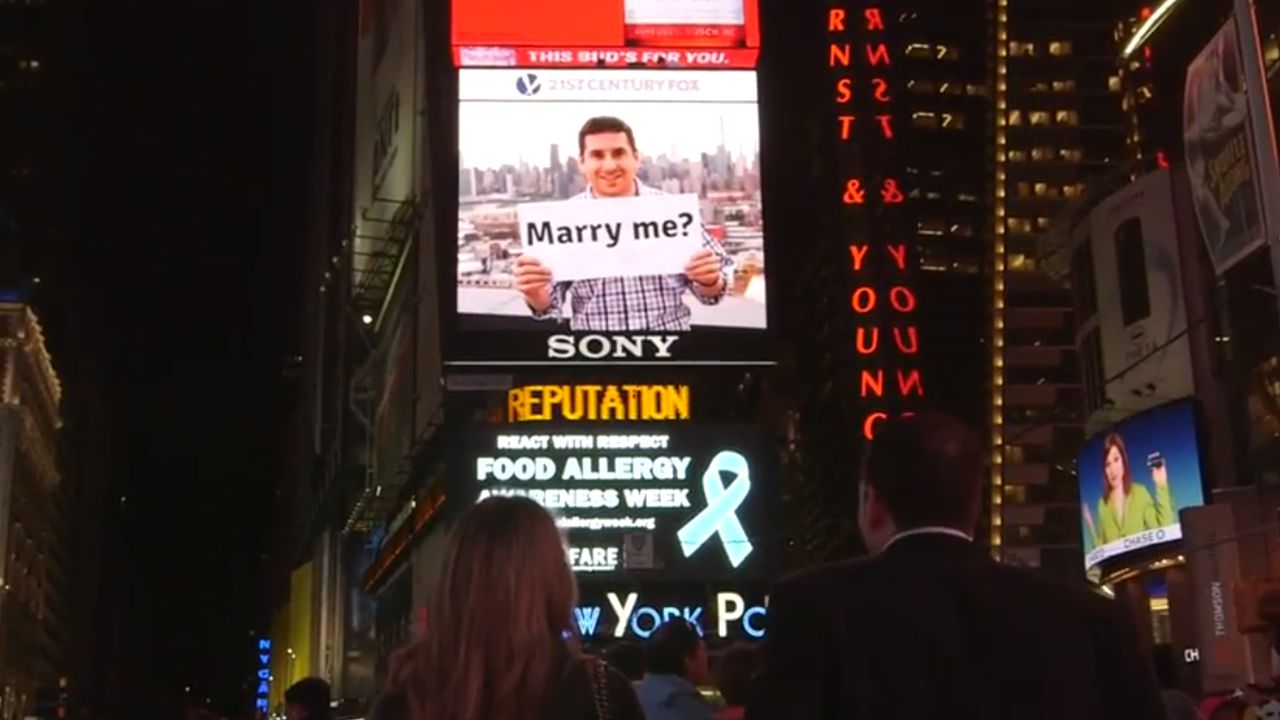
<box><xmin>458</xmin><ymin>425</ymin><xmax>777</xmax><ymax>581</ymax></box>
<box><xmin>452</xmin><ymin>0</ymin><xmax>761</xmax><ymax>70</ymax></box>
<box><xmin>1079</xmin><ymin>400</ymin><xmax>1207</xmax><ymax>571</ymax></box>
<box><xmin>1086</xmin><ymin>169</ymin><xmax>1194</xmax><ymax>420</ymax></box>
<box><xmin>451</xmin><ymin>67</ymin><xmax>768</xmax><ymax>364</ymax></box>
<box><xmin>445</xmin><ymin>0</ymin><xmax>769</xmax><ymax>366</ymax></box>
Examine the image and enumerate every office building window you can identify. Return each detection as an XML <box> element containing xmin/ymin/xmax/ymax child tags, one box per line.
<box><xmin>917</xmin><ymin>221</ymin><xmax>946</xmax><ymax>236</ymax></box>
<box><xmin>966</xmin><ymin>84</ymin><xmax>990</xmax><ymax>97</ymax></box>
<box><xmin>1008</xmin><ymin>109</ymin><xmax>1023</xmax><ymax>126</ymax></box>
<box><xmin>1108</xmin><ymin>75</ymin><xmax>1123</xmax><ymax>92</ymax></box>
<box><xmin>1049</xmin><ymin>41</ymin><xmax>1073</xmax><ymax>56</ymax></box>
<box><xmin>1007</xmin><ymin>217</ymin><xmax>1034</xmax><ymax>234</ymax></box>
<box><xmin>1009</xmin><ymin>253</ymin><xmax>1037</xmax><ymax>271</ymax></box>
<box><xmin>1010</xmin><ymin>41</ymin><xmax>1037</xmax><ymax>57</ymax></box>
<box><xmin>1060</xmin><ymin>148</ymin><xmax>1084</xmax><ymax>162</ymax></box>
<box><xmin>936</xmin><ymin>45</ymin><xmax>960</xmax><ymax>60</ymax></box>
<box><xmin>957</xmin><ymin>192</ymin><xmax>978</xmax><ymax>202</ymax></box>
<box><xmin>1029</xmin><ymin>111</ymin><xmax>1050</xmax><ymax>126</ymax></box>
<box><xmin>941</xmin><ymin>112</ymin><xmax>964</xmax><ymax>129</ymax></box>
<box><xmin>1063</xmin><ymin>183</ymin><xmax>1083</xmax><ymax>198</ymax></box>
<box><xmin>907</xmin><ymin>79</ymin><xmax>936</xmax><ymax>93</ymax></box>
<box><xmin>1034</xmin><ymin>182</ymin><xmax>1058</xmax><ymax>198</ymax></box>
<box><xmin>1052</xmin><ymin>80</ymin><xmax>1077</xmax><ymax>92</ymax></box>
<box><xmin>1005</xmin><ymin>485</ymin><xmax>1029</xmax><ymax>503</ymax></box>
<box><xmin>905</xmin><ymin>43</ymin><xmax>933</xmax><ymax>58</ymax></box>
<box><xmin>1016</xmin><ymin>181</ymin><xmax>1031</xmax><ymax>197</ymax></box>
<box><xmin>1055</xmin><ymin>110</ymin><xmax>1079</xmax><ymax>125</ymax></box>
<box><xmin>1031</xmin><ymin>147</ymin><xmax>1053</xmax><ymax>161</ymax></box>
<box><xmin>912</xmin><ymin>111</ymin><xmax>939</xmax><ymax>128</ymax></box>
<box><xmin>1036</xmin><ymin>217</ymin><xmax>1053</xmax><ymax>230</ymax></box>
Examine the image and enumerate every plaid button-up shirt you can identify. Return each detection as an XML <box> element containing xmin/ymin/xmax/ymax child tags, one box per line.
<box><xmin>531</xmin><ymin>183</ymin><xmax>734</xmax><ymax>332</ymax></box>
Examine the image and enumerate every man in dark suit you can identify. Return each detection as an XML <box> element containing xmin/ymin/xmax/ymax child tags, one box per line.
<box><xmin>747</xmin><ymin>413</ymin><xmax>1166</xmax><ymax>720</ymax></box>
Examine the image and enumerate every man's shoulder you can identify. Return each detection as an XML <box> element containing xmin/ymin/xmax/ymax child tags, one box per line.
<box><xmin>774</xmin><ymin>557</ymin><xmax>876</xmax><ymax>596</ymax></box>
<box><xmin>988</xmin><ymin>560</ymin><xmax>1116</xmax><ymax>618</ymax></box>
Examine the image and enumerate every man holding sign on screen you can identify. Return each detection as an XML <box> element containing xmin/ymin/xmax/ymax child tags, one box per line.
<box><xmin>513</xmin><ymin>116</ymin><xmax>733</xmax><ymax>332</ymax></box>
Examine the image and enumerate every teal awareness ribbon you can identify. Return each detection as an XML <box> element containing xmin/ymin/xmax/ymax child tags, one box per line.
<box><xmin>677</xmin><ymin>450</ymin><xmax>753</xmax><ymax>567</ymax></box>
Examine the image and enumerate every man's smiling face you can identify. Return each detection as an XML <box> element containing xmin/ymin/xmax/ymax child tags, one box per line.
<box><xmin>580</xmin><ymin>131</ymin><xmax>639</xmax><ymax>197</ymax></box>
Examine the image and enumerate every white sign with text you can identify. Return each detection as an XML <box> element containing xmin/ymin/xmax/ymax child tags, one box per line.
<box><xmin>518</xmin><ymin>193</ymin><xmax>703</xmax><ymax>282</ymax></box>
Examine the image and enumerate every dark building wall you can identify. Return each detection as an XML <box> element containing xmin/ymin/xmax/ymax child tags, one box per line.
<box><xmin>762</xmin><ymin>0</ymin><xmax>993</xmax><ymax>564</ymax></box>
<box><xmin>993</xmin><ymin>0</ymin><xmax>1130</xmax><ymax>578</ymax></box>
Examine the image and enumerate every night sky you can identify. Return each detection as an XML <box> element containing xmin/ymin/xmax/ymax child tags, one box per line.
<box><xmin>70</xmin><ymin>2</ymin><xmax>315</xmax><ymax>707</ymax></box>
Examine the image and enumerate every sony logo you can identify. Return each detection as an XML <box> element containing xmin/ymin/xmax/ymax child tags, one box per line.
<box><xmin>547</xmin><ymin>334</ymin><xmax>680</xmax><ymax>360</ymax></box>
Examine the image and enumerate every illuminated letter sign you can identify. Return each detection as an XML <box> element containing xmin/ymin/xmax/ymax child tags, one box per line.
<box><xmin>507</xmin><ymin>384</ymin><xmax>691</xmax><ymax>422</ymax></box>
<box><xmin>827</xmin><ymin>4</ymin><xmax>928</xmax><ymax>440</ymax></box>
<box><xmin>577</xmin><ymin>591</ymin><xmax>768</xmax><ymax>639</ymax></box>
<box><xmin>255</xmin><ymin>637</ymin><xmax>271</xmax><ymax>714</ymax></box>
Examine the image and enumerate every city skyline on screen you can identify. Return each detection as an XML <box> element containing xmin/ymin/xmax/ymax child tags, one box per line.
<box><xmin>457</xmin><ymin>101</ymin><xmax>760</xmax><ymax>172</ymax></box>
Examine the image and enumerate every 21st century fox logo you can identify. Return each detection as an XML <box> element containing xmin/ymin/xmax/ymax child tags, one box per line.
<box><xmin>515</xmin><ymin>73</ymin><xmax>542</xmax><ymax>96</ymax></box>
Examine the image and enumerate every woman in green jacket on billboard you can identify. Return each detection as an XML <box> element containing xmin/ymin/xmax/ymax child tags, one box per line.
<box><xmin>1082</xmin><ymin>432</ymin><xmax>1176</xmax><ymax>549</ymax></box>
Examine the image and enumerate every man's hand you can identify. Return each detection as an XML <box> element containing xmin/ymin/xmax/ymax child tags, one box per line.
<box><xmin>513</xmin><ymin>255</ymin><xmax>554</xmax><ymax>311</ymax></box>
<box><xmin>684</xmin><ymin>249</ymin><xmax>724</xmax><ymax>296</ymax></box>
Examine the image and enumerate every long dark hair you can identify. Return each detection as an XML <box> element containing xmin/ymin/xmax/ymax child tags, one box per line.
<box><xmin>1100</xmin><ymin>433</ymin><xmax>1135</xmax><ymax>501</ymax></box>
<box><xmin>390</xmin><ymin>496</ymin><xmax>578</xmax><ymax>720</ymax></box>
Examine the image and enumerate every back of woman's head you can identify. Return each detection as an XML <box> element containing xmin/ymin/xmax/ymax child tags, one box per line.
<box><xmin>399</xmin><ymin>496</ymin><xmax>578</xmax><ymax>720</ymax></box>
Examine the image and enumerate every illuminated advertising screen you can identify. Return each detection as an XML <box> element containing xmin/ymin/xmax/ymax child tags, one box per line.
<box><xmin>1079</xmin><ymin>400</ymin><xmax>1207</xmax><ymax>571</ymax></box>
<box><xmin>452</xmin><ymin>0</ymin><xmax>760</xmax><ymax>69</ymax></box>
<box><xmin>459</xmin><ymin>425</ymin><xmax>777</xmax><ymax>581</ymax></box>
<box><xmin>446</xmin><ymin>0</ymin><xmax>768</xmax><ymax>365</ymax></box>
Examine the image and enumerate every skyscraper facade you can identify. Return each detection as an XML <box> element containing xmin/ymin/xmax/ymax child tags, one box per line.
<box><xmin>769</xmin><ymin>0</ymin><xmax>993</xmax><ymax>561</ymax></box>
<box><xmin>990</xmin><ymin>0</ymin><xmax>1128</xmax><ymax>576</ymax></box>
<box><xmin>0</xmin><ymin>302</ymin><xmax>68</xmax><ymax>720</ymax></box>
<box><xmin>771</xmin><ymin>0</ymin><xmax>1133</xmax><ymax>573</ymax></box>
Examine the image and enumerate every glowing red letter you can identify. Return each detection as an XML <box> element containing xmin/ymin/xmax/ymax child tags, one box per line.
<box><xmin>850</xmin><ymin>287</ymin><xmax>876</xmax><ymax>313</ymax></box>
<box><xmin>877</xmin><ymin>115</ymin><xmax>894</xmax><ymax>139</ymax></box>
<box><xmin>863</xmin><ymin>412</ymin><xmax>888</xmax><ymax>440</ymax></box>
<box><xmin>835</xmin><ymin>78</ymin><xmax>853</xmax><ymax>103</ymax></box>
<box><xmin>866</xmin><ymin>43</ymin><xmax>891</xmax><ymax>66</ymax></box>
<box><xmin>838</xmin><ymin>115</ymin><xmax>856</xmax><ymax>140</ymax></box>
<box><xmin>864</xmin><ymin>8</ymin><xmax>885</xmax><ymax>31</ymax></box>
<box><xmin>872</xmin><ymin>78</ymin><xmax>890</xmax><ymax>102</ymax></box>
<box><xmin>889</xmin><ymin>286</ymin><xmax>917</xmax><ymax>312</ymax></box>
<box><xmin>860</xmin><ymin>370</ymin><xmax>884</xmax><ymax>397</ymax></box>
<box><xmin>897</xmin><ymin>369</ymin><xmax>924</xmax><ymax>396</ymax></box>
<box><xmin>893</xmin><ymin>327</ymin><xmax>919</xmax><ymax>353</ymax></box>
<box><xmin>886</xmin><ymin>244</ymin><xmax>907</xmax><ymax>270</ymax></box>
<box><xmin>828</xmin><ymin>8</ymin><xmax>846</xmax><ymax>31</ymax></box>
<box><xmin>849</xmin><ymin>244</ymin><xmax>869</xmax><ymax>271</ymax></box>
<box><xmin>830</xmin><ymin>44</ymin><xmax>852</xmax><ymax>67</ymax></box>
<box><xmin>855</xmin><ymin>327</ymin><xmax>879</xmax><ymax>354</ymax></box>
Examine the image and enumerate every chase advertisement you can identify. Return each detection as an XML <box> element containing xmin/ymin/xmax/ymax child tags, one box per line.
<box><xmin>459</xmin><ymin>425</ymin><xmax>777</xmax><ymax>581</ymax></box>
<box><xmin>1079</xmin><ymin>400</ymin><xmax>1206</xmax><ymax>571</ymax></box>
